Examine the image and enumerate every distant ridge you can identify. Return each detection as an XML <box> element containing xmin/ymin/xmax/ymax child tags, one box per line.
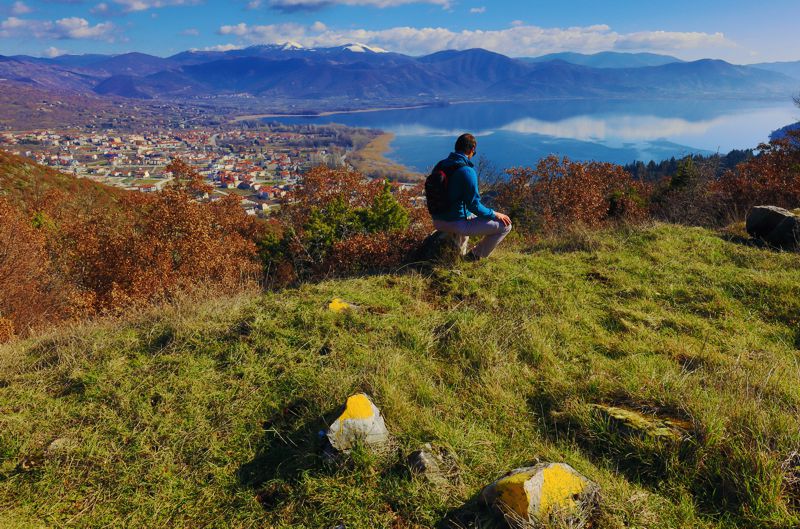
<box><xmin>751</xmin><ymin>60</ymin><xmax>800</xmax><ymax>80</ymax></box>
<box><xmin>1</xmin><ymin>47</ymin><xmax>796</xmax><ymax>104</ymax></box>
<box><xmin>523</xmin><ymin>51</ymin><xmax>684</xmax><ymax>68</ymax></box>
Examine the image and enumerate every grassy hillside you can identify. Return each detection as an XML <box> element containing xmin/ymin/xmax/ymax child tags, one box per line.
<box><xmin>1</xmin><ymin>224</ymin><xmax>799</xmax><ymax>528</ymax></box>
<box><xmin>0</xmin><ymin>149</ymin><xmax>124</xmax><ymax>212</ymax></box>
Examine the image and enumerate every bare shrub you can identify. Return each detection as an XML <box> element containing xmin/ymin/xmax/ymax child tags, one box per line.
<box><xmin>0</xmin><ymin>197</ymin><xmax>73</xmax><ymax>338</ymax></box>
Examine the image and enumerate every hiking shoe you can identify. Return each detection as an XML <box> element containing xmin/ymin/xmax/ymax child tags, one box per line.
<box><xmin>462</xmin><ymin>251</ymin><xmax>480</xmax><ymax>262</ymax></box>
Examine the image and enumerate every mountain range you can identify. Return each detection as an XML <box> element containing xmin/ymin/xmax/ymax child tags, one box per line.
<box><xmin>522</xmin><ymin>51</ymin><xmax>684</xmax><ymax>68</ymax></box>
<box><xmin>2</xmin><ymin>45</ymin><xmax>798</xmax><ymax>106</ymax></box>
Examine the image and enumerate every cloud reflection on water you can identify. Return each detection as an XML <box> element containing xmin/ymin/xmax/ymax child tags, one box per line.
<box><xmin>498</xmin><ymin>114</ymin><xmax>724</xmax><ymax>142</ymax></box>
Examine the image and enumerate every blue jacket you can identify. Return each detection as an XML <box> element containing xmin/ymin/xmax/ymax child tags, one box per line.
<box><xmin>431</xmin><ymin>152</ymin><xmax>495</xmax><ymax>222</ymax></box>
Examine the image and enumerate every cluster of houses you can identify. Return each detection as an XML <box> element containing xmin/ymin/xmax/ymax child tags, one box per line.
<box><xmin>0</xmin><ymin>129</ymin><xmax>331</xmax><ymax>214</ymax></box>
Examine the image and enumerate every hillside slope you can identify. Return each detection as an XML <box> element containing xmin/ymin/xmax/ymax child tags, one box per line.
<box><xmin>1</xmin><ymin>225</ymin><xmax>799</xmax><ymax>528</ymax></box>
<box><xmin>0</xmin><ymin>150</ymin><xmax>124</xmax><ymax>212</ymax></box>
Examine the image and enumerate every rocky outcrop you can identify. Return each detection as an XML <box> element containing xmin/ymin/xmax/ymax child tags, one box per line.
<box><xmin>482</xmin><ymin>462</ymin><xmax>598</xmax><ymax>527</ymax></box>
<box><xmin>746</xmin><ymin>206</ymin><xmax>800</xmax><ymax>249</ymax></box>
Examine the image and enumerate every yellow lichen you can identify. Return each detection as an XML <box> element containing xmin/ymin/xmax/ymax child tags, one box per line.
<box><xmin>337</xmin><ymin>394</ymin><xmax>375</xmax><ymax>422</ymax></box>
<box><xmin>591</xmin><ymin>404</ymin><xmax>687</xmax><ymax>440</ymax></box>
<box><xmin>328</xmin><ymin>298</ymin><xmax>352</xmax><ymax>313</ymax></box>
<box><xmin>538</xmin><ymin>464</ymin><xmax>589</xmax><ymax>517</ymax></box>
<box><xmin>495</xmin><ymin>470</ymin><xmax>534</xmax><ymax>518</ymax></box>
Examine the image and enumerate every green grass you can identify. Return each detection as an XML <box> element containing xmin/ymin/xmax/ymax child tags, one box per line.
<box><xmin>1</xmin><ymin>224</ymin><xmax>799</xmax><ymax>528</ymax></box>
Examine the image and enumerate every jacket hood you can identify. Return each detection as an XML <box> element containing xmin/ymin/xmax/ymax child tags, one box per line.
<box><xmin>446</xmin><ymin>152</ymin><xmax>474</xmax><ymax>168</ymax></box>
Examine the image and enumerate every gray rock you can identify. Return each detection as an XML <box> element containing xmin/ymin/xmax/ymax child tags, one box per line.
<box><xmin>45</xmin><ymin>437</ymin><xmax>75</xmax><ymax>458</ymax></box>
<box><xmin>406</xmin><ymin>443</ymin><xmax>450</xmax><ymax>486</ymax></box>
<box><xmin>414</xmin><ymin>231</ymin><xmax>465</xmax><ymax>264</ymax></box>
<box><xmin>746</xmin><ymin>205</ymin><xmax>800</xmax><ymax>249</ymax></box>
<box><xmin>407</xmin><ymin>444</ymin><xmax>442</xmax><ymax>475</ymax></box>
<box><xmin>325</xmin><ymin>393</ymin><xmax>389</xmax><ymax>454</ymax></box>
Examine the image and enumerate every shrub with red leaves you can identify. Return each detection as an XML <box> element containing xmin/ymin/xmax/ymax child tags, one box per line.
<box><xmin>711</xmin><ymin>130</ymin><xmax>800</xmax><ymax>221</ymax></box>
<box><xmin>493</xmin><ymin>155</ymin><xmax>650</xmax><ymax>235</ymax></box>
<box><xmin>0</xmin><ymin>157</ymin><xmax>263</xmax><ymax>340</ymax></box>
<box><xmin>0</xmin><ymin>197</ymin><xmax>69</xmax><ymax>339</ymax></box>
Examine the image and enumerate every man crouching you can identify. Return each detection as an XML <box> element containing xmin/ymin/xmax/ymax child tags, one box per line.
<box><xmin>427</xmin><ymin>133</ymin><xmax>512</xmax><ymax>261</ymax></box>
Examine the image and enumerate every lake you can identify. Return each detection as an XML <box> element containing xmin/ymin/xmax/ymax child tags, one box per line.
<box><xmin>266</xmin><ymin>99</ymin><xmax>799</xmax><ymax>172</ymax></box>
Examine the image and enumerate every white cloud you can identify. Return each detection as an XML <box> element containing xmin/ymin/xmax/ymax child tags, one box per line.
<box><xmin>218</xmin><ymin>23</ymin><xmax>251</xmax><ymax>37</ymax></box>
<box><xmin>111</xmin><ymin>0</ymin><xmax>201</xmax><ymax>12</ymax></box>
<box><xmin>42</xmin><ymin>46</ymin><xmax>66</xmax><ymax>58</ymax></box>
<box><xmin>616</xmin><ymin>30</ymin><xmax>728</xmax><ymax>51</ymax></box>
<box><xmin>216</xmin><ymin>21</ymin><xmax>735</xmax><ymax>57</ymax></box>
<box><xmin>469</xmin><ymin>6</ymin><xmax>485</xmax><ymax>14</ymax></box>
<box><xmin>0</xmin><ymin>16</ymin><xmax>117</xmax><ymax>41</ymax></box>
<box><xmin>10</xmin><ymin>2</ymin><xmax>33</xmax><ymax>15</ymax></box>
<box><xmin>91</xmin><ymin>2</ymin><xmax>110</xmax><ymax>14</ymax></box>
<box><xmin>191</xmin><ymin>43</ymin><xmax>242</xmax><ymax>52</ymax></box>
<box><xmin>268</xmin><ymin>0</ymin><xmax>450</xmax><ymax>11</ymax></box>
<box><xmin>499</xmin><ymin>115</ymin><xmax>723</xmax><ymax>142</ymax></box>
<box><xmin>181</xmin><ymin>27</ymin><xmax>199</xmax><ymax>36</ymax></box>
<box><xmin>56</xmin><ymin>17</ymin><xmax>116</xmax><ymax>39</ymax></box>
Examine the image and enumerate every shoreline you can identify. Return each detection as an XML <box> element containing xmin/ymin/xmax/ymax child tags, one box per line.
<box><xmin>347</xmin><ymin>132</ymin><xmax>423</xmax><ymax>182</ymax></box>
<box><xmin>229</xmin><ymin>103</ymin><xmax>441</xmax><ymax>123</ymax></box>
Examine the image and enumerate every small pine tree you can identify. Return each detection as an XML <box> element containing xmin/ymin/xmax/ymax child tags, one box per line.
<box><xmin>301</xmin><ymin>197</ymin><xmax>365</xmax><ymax>264</ymax></box>
<box><xmin>361</xmin><ymin>180</ymin><xmax>409</xmax><ymax>233</ymax></box>
<box><xmin>670</xmin><ymin>157</ymin><xmax>697</xmax><ymax>189</ymax></box>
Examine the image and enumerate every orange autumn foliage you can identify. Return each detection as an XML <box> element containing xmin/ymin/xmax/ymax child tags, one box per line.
<box><xmin>711</xmin><ymin>131</ymin><xmax>800</xmax><ymax>221</ymax></box>
<box><xmin>493</xmin><ymin>155</ymin><xmax>650</xmax><ymax>234</ymax></box>
<box><xmin>0</xmin><ymin>157</ymin><xmax>263</xmax><ymax>341</ymax></box>
<box><xmin>0</xmin><ymin>196</ymin><xmax>72</xmax><ymax>336</ymax></box>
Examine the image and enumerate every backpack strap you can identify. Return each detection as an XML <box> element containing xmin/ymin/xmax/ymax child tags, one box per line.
<box><xmin>440</xmin><ymin>159</ymin><xmax>467</xmax><ymax>181</ymax></box>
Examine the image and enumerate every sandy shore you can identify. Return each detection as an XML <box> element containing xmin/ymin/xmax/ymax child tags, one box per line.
<box><xmin>348</xmin><ymin>132</ymin><xmax>423</xmax><ymax>182</ymax></box>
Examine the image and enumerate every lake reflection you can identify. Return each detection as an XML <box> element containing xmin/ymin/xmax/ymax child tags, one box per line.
<box><xmin>268</xmin><ymin>99</ymin><xmax>798</xmax><ymax>171</ymax></box>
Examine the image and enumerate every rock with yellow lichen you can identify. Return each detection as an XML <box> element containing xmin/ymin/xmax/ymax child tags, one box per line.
<box><xmin>325</xmin><ymin>393</ymin><xmax>389</xmax><ymax>454</ymax></box>
<box><xmin>481</xmin><ymin>462</ymin><xmax>598</xmax><ymax>527</ymax></box>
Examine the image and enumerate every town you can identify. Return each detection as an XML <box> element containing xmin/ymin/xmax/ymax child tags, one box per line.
<box><xmin>0</xmin><ymin>122</ymin><xmax>383</xmax><ymax>216</ymax></box>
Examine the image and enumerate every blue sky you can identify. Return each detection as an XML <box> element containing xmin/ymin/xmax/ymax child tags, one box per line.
<box><xmin>1</xmin><ymin>0</ymin><xmax>798</xmax><ymax>63</ymax></box>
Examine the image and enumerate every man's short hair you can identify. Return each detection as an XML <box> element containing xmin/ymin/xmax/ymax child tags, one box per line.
<box><xmin>455</xmin><ymin>133</ymin><xmax>477</xmax><ymax>154</ymax></box>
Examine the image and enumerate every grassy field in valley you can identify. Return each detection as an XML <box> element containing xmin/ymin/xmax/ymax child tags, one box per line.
<box><xmin>1</xmin><ymin>224</ymin><xmax>799</xmax><ymax>528</ymax></box>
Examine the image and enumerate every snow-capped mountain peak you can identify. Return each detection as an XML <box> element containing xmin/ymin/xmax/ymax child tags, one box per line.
<box><xmin>340</xmin><ymin>43</ymin><xmax>387</xmax><ymax>54</ymax></box>
<box><xmin>279</xmin><ymin>41</ymin><xmax>305</xmax><ymax>51</ymax></box>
